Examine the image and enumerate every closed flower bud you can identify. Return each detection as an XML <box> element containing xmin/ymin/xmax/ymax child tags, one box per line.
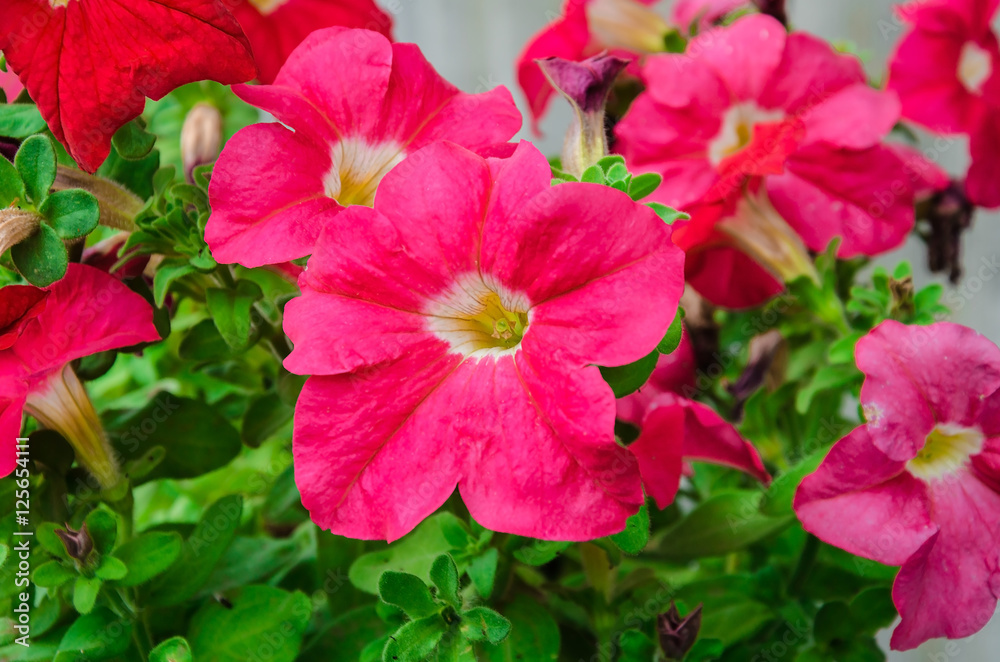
<box><xmin>0</xmin><ymin>208</ymin><xmax>41</xmax><ymax>256</ymax></box>
<box><xmin>55</xmin><ymin>523</ymin><xmax>94</xmax><ymax>561</ymax></box>
<box><xmin>657</xmin><ymin>602</ymin><xmax>703</xmax><ymax>660</ymax></box>
<box><xmin>181</xmin><ymin>102</ymin><xmax>223</xmax><ymax>182</ymax></box>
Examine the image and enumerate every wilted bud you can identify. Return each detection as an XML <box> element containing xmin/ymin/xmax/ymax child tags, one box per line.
<box><xmin>181</xmin><ymin>102</ymin><xmax>223</xmax><ymax>182</ymax></box>
<box><xmin>0</xmin><ymin>208</ymin><xmax>41</xmax><ymax>256</ymax></box>
<box><xmin>537</xmin><ymin>55</ymin><xmax>630</xmax><ymax>177</ymax></box>
<box><xmin>657</xmin><ymin>602</ymin><xmax>703</xmax><ymax>660</ymax></box>
<box><xmin>728</xmin><ymin>329</ymin><xmax>787</xmax><ymax>417</ymax></box>
<box><xmin>922</xmin><ymin>180</ymin><xmax>974</xmax><ymax>284</ymax></box>
<box><xmin>52</xmin><ymin>165</ymin><xmax>143</xmax><ymax>231</ymax></box>
<box><xmin>55</xmin><ymin>523</ymin><xmax>94</xmax><ymax>561</ymax></box>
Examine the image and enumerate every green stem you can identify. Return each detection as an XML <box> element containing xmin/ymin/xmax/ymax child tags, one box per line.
<box><xmin>789</xmin><ymin>534</ymin><xmax>820</xmax><ymax>596</ymax></box>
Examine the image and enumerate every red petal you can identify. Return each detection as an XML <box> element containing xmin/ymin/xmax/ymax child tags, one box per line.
<box><xmin>0</xmin><ymin>1</ymin><xmax>257</xmax><ymax>172</ymax></box>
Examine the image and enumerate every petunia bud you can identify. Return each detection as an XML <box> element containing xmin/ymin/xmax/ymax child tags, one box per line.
<box><xmin>181</xmin><ymin>102</ymin><xmax>223</xmax><ymax>183</ymax></box>
<box><xmin>728</xmin><ymin>329</ymin><xmax>787</xmax><ymax>417</ymax></box>
<box><xmin>922</xmin><ymin>180</ymin><xmax>974</xmax><ymax>284</ymax></box>
<box><xmin>52</xmin><ymin>165</ymin><xmax>143</xmax><ymax>231</ymax></box>
<box><xmin>24</xmin><ymin>364</ymin><xmax>124</xmax><ymax>491</ymax></box>
<box><xmin>0</xmin><ymin>209</ymin><xmax>41</xmax><ymax>256</ymax></box>
<box><xmin>657</xmin><ymin>602</ymin><xmax>703</xmax><ymax>660</ymax></box>
<box><xmin>55</xmin><ymin>523</ymin><xmax>94</xmax><ymax>561</ymax></box>
<box><xmin>537</xmin><ymin>55</ymin><xmax>630</xmax><ymax>178</ymax></box>
<box><xmin>586</xmin><ymin>0</ymin><xmax>675</xmax><ymax>53</ymax></box>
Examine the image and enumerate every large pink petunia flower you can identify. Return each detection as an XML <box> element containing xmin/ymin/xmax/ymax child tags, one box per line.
<box><xmin>231</xmin><ymin>0</ymin><xmax>394</xmax><ymax>84</ymax></box>
<box><xmin>794</xmin><ymin>321</ymin><xmax>1000</xmax><ymax>650</ymax></box>
<box><xmin>615</xmin><ymin>14</ymin><xmax>914</xmax><ymax>308</ymax></box>
<box><xmin>0</xmin><ymin>265</ymin><xmax>160</xmax><ymax>488</ymax></box>
<box><xmin>888</xmin><ymin>0</ymin><xmax>1000</xmax><ymax>208</ymax></box>
<box><xmin>618</xmin><ymin>330</ymin><xmax>770</xmax><ymax>508</ymax></box>
<box><xmin>0</xmin><ymin>0</ymin><xmax>257</xmax><ymax>173</ymax></box>
<box><xmin>282</xmin><ymin>140</ymin><xmax>685</xmax><ymax>541</ymax></box>
<box><xmin>207</xmin><ymin>27</ymin><xmax>522</xmax><ymax>268</ymax></box>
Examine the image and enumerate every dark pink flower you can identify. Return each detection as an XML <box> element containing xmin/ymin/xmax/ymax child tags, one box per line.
<box><xmin>619</xmin><ymin>330</ymin><xmax>770</xmax><ymax>508</ymax></box>
<box><xmin>795</xmin><ymin>321</ymin><xmax>1000</xmax><ymax>650</ymax></box>
<box><xmin>615</xmin><ymin>15</ymin><xmax>914</xmax><ymax>308</ymax></box>
<box><xmin>0</xmin><ymin>265</ymin><xmax>160</xmax><ymax>488</ymax></box>
<box><xmin>0</xmin><ymin>67</ymin><xmax>22</xmax><ymax>102</ymax></box>
<box><xmin>207</xmin><ymin>28</ymin><xmax>521</xmax><ymax>268</ymax></box>
<box><xmin>231</xmin><ymin>0</ymin><xmax>394</xmax><ymax>84</ymax></box>
<box><xmin>282</xmin><ymin>141</ymin><xmax>685</xmax><ymax>541</ymax></box>
<box><xmin>0</xmin><ymin>0</ymin><xmax>257</xmax><ymax>173</ymax></box>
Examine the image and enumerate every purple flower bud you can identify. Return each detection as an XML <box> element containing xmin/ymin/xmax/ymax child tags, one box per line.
<box><xmin>55</xmin><ymin>523</ymin><xmax>94</xmax><ymax>561</ymax></box>
<box><xmin>657</xmin><ymin>602</ymin><xmax>703</xmax><ymax>660</ymax></box>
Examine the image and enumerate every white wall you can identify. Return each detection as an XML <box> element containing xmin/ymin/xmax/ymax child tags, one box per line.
<box><xmin>388</xmin><ymin>1</ymin><xmax>1000</xmax><ymax>660</ymax></box>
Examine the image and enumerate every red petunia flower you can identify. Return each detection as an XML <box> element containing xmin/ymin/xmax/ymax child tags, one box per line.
<box><xmin>0</xmin><ymin>264</ymin><xmax>160</xmax><ymax>488</ymax></box>
<box><xmin>206</xmin><ymin>27</ymin><xmax>522</xmax><ymax>268</ymax></box>
<box><xmin>0</xmin><ymin>0</ymin><xmax>258</xmax><ymax>173</ymax></box>
<box><xmin>795</xmin><ymin>321</ymin><xmax>1000</xmax><ymax>650</ymax></box>
<box><xmin>281</xmin><ymin>140</ymin><xmax>685</xmax><ymax>541</ymax></box>
<box><xmin>618</xmin><ymin>330</ymin><xmax>770</xmax><ymax>508</ymax></box>
<box><xmin>231</xmin><ymin>0</ymin><xmax>394</xmax><ymax>84</ymax></box>
<box><xmin>615</xmin><ymin>14</ymin><xmax>914</xmax><ymax>308</ymax></box>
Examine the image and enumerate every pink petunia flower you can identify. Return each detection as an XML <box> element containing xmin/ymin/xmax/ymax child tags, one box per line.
<box><xmin>207</xmin><ymin>27</ymin><xmax>522</xmax><ymax>268</ymax></box>
<box><xmin>0</xmin><ymin>0</ymin><xmax>257</xmax><ymax>173</ymax></box>
<box><xmin>888</xmin><ymin>0</ymin><xmax>1000</xmax><ymax>208</ymax></box>
<box><xmin>618</xmin><ymin>329</ymin><xmax>770</xmax><ymax>508</ymax></box>
<box><xmin>281</xmin><ymin>140</ymin><xmax>685</xmax><ymax>541</ymax></box>
<box><xmin>615</xmin><ymin>14</ymin><xmax>914</xmax><ymax>308</ymax></box>
<box><xmin>0</xmin><ymin>265</ymin><xmax>160</xmax><ymax>489</ymax></box>
<box><xmin>794</xmin><ymin>320</ymin><xmax>1000</xmax><ymax>650</ymax></box>
<box><xmin>0</xmin><ymin>67</ymin><xmax>22</xmax><ymax>103</ymax></box>
<box><xmin>231</xmin><ymin>0</ymin><xmax>394</xmax><ymax>85</ymax></box>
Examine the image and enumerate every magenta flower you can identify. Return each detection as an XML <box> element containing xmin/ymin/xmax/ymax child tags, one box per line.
<box><xmin>794</xmin><ymin>321</ymin><xmax>1000</xmax><ymax>650</ymax></box>
<box><xmin>0</xmin><ymin>265</ymin><xmax>160</xmax><ymax>488</ymax></box>
<box><xmin>614</xmin><ymin>14</ymin><xmax>914</xmax><ymax>307</ymax></box>
<box><xmin>618</xmin><ymin>330</ymin><xmax>770</xmax><ymax>508</ymax></box>
<box><xmin>888</xmin><ymin>0</ymin><xmax>1000</xmax><ymax>208</ymax></box>
<box><xmin>282</xmin><ymin>141</ymin><xmax>685</xmax><ymax>541</ymax></box>
<box><xmin>207</xmin><ymin>28</ymin><xmax>522</xmax><ymax>268</ymax></box>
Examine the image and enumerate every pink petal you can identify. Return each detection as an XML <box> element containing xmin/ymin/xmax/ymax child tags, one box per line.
<box><xmin>759</xmin><ymin>32</ymin><xmax>866</xmax><ymax>115</ymax></box>
<box><xmin>459</xmin><ymin>351</ymin><xmax>644</xmax><ymax>540</ymax></box>
<box><xmin>694</xmin><ymin>14</ymin><xmax>787</xmax><ymax>103</ymax></box>
<box><xmin>794</xmin><ymin>426</ymin><xmax>936</xmax><ymax>566</ymax></box>
<box><xmin>856</xmin><ymin>320</ymin><xmax>1000</xmax><ymax>461</ymax></box>
<box><xmin>890</xmin><ymin>473</ymin><xmax>1000</xmax><ymax>650</ymax></box>
<box><xmin>617</xmin><ymin>330</ymin><xmax>699</xmax><ymax>426</ymax></box>
<box><xmin>672</xmin><ymin>0</ymin><xmax>748</xmax><ymax>29</ymax></box>
<box><xmin>293</xmin><ymin>345</ymin><xmax>465</xmax><ymax>541</ymax></box>
<box><xmin>685</xmin><ymin>243</ymin><xmax>785</xmax><ymax>309</ymax></box>
<box><xmin>628</xmin><ymin>404</ymin><xmax>686</xmax><ymax>508</ymax></box>
<box><xmin>887</xmin><ymin>143</ymin><xmax>951</xmax><ymax>199</ymax></box>
<box><xmin>206</xmin><ymin>123</ymin><xmax>340</xmax><ymax>267</ymax></box>
<box><xmin>769</xmin><ymin>144</ymin><xmax>914</xmax><ymax>258</ymax></box>
<box><xmin>968</xmin><ymin>106</ymin><xmax>1000</xmax><ymax>209</ymax></box>
<box><xmin>0</xmin><ymin>395</ymin><xmax>27</xmax><ymax>478</ymax></box>
<box><xmin>676</xmin><ymin>397</ymin><xmax>770</xmax><ymax>484</ymax></box>
<box><xmin>801</xmin><ymin>84</ymin><xmax>901</xmax><ymax>149</ymax></box>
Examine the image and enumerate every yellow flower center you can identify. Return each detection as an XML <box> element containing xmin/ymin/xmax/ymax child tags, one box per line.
<box><xmin>427</xmin><ymin>275</ymin><xmax>530</xmax><ymax>358</ymax></box>
<box><xmin>708</xmin><ymin>103</ymin><xmax>785</xmax><ymax>166</ymax></box>
<box><xmin>323</xmin><ymin>139</ymin><xmax>406</xmax><ymax>208</ymax></box>
<box><xmin>248</xmin><ymin>0</ymin><xmax>292</xmax><ymax>15</ymax></box>
<box><xmin>585</xmin><ymin>0</ymin><xmax>673</xmax><ymax>54</ymax></box>
<box><xmin>907</xmin><ymin>423</ymin><xmax>984</xmax><ymax>482</ymax></box>
<box><xmin>958</xmin><ymin>41</ymin><xmax>992</xmax><ymax>94</ymax></box>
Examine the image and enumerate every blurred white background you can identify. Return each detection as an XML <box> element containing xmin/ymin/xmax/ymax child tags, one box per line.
<box><xmin>389</xmin><ymin>1</ymin><xmax>1000</xmax><ymax>660</ymax></box>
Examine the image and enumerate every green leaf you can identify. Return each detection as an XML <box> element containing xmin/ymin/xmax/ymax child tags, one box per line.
<box><xmin>350</xmin><ymin>512</ymin><xmax>468</xmax><ymax>594</ymax></box>
<box><xmin>479</xmin><ymin>595</ymin><xmax>559</xmax><ymax>661</ymax></box>
<box><xmin>686</xmin><ymin>638</ymin><xmax>725</xmax><ymax>661</ymax></box>
<box><xmin>600</xmin><ymin>349</ymin><xmax>659</xmax><ymax>398</ymax></box>
<box><xmin>647</xmin><ymin>202</ymin><xmax>690</xmax><ymax>225</ymax></box>
<box><xmin>73</xmin><ymin>575</ymin><xmax>102</xmax><ymax>614</ymax></box>
<box><xmin>188</xmin><ymin>585</ymin><xmax>312</xmax><ymax>662</ymax></box>
<box><xmin>596</xmin><ymin>155</ymin><xmax>625</xmax><ymax>170</ymax></box>
<box><xmin>10</xmin><ymin>222</ymin><xmax>68</xmax><ymax>287</ymax></box>
<box><xmin>813</xmin><ymin>602</ymin><xmax>853</xmax><ymax>644</ymax></box>
<box><xmin>95</xmin><ymin>556</ymin><xmax>128</xmax><ymax>581</ymax></box>
<box><xmin>657</xmin><ymin>491</ymin><xmax>792</xmax><ymax>560</ymax></box>
<box><xmin>111</xmin><ymin>119</ymin><xmax>157</xmax><ymax>160</ymax></box>
<box><xmin>53</xmin><ymin>608</ymin><xmax>132</xmax><ymax>662</ymax></box>
<box><xmin>378</xmin><ymin>571</ymin><xmax>440</xmax><ymax>619</ymax></box>
<box><xmin>466</xmin><ymin>548</ymin><xmax>498</xmax><ymax>600</ymax></box>
<box><xmin>610</xmin><ymin>503</ymin><xmax>650</xmax><ymax>554</ymax></box>
<box><xmin>32</xmin><ymin>561</ymin><xmax>75</xmax><ymax>588</ymax></box>
<box><xmin>206</xmin><ymin>280</ymin><xmax>263</xmax><ymax>350</ymax></box>
<box><xmin>0</xmin><ymin>154</ymin><xmax>25</xmax><ymax>206</ymax></box>
<box><xmin>429</xmin><ymin>554</ymin><xmax>461</xmax><ymax>608</ymax></box>
<box><xmin>849</xmin><ymin>587</ymin><xmax>897</xmax><ymax>635</ymax></box>
<box><xmin>147</xmin><ymin>495</ymin><xmax>243</xmax><ymax>607</ymax></box>
<box><xmin>580</xmin><ymin>164</ymin><xmax>605</xmax><ymax>184</ymax></box>
<box><xmin>617</xmin><ymin>630</ymin><xmax>655</xmax><ymax>662</ymax></box>
<box><xmin>759</xmin><ymin>448</ymin><xmax>827</xmax><ymax>517</ymax></box>
<box><xmin>381</xmin><ymin>615</ymin><xmax>447</xmax><ymax>662</ymax></box>
<box><xmin>39</xmin><ymin>189</ymin><xmax>100</xmax><ymax>239</ymax></box>
<box><xmin>36</xmin><ymin>523</ymin><xmax>70</xmax><ymax>560</ymax></box>
<box><xmin>658</xmin><ymin>307</ymin><xmax>685</xmax><ymax>354</ymax></box>
<box><xmin>794</xmin><ymin>364</ymin><xmax>862</xmax><ymax>414</ymax></box>
<box><xmin>152</xmin><ymin>259</ymin><xmax>196</xmax><ymax>307</ymax></box>
<box><xmin>150</xmin><ymin>637</ymin><xmax>193</xmax><ymax>662</ymax></box>
<box><xmin>605</xmin><ymin>162</ymin><xmax>629</xmax><ymax>182</ymax></box>
<box><xmin>108</xmin><ymin>394</ymin><xmax>242</xmax><ymax>483</ymax></box>
<box><xmin>628</xmin><ymin>172</ymin><xmax>662</xmax><ymax>201</ymax></box>
<box><xmin>0</xmin><ymin>103</ymin><xmax>46</xmax><ymax>139</ymax></box>
<box><xmin>512</xmin><ymin>539</ymin><xmax>572</xmax><ymax>566</ymax></box>
<box><xmin>83</xmin><ymin>507</ymin><xmax>118</xmax><ymax>555</ymax></box>
<box><xmin>15</xmin><ymin>135</ymin><xmax>56</xmax><ymax>204</ymax></box>
<box><xmin>242</xmin><ymin>393</ymin><xmax>295</xmax><ymax>448</ymax></box>
<box><xmin>178</xmin><ymin>318</ymin><xmax>238</xmax><ymax>361</ymax></box>
<box><xmin>459</xmin><ymin>607</ymin><xmax>510</xmax><ymax>644</ymax></box>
